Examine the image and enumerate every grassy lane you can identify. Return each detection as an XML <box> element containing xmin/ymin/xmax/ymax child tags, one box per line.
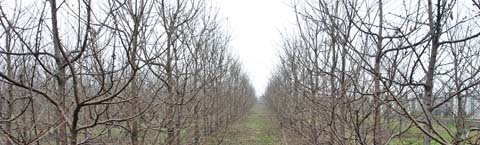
<box><xmin>210</xmin><ymin>103</ymin><xmax>285</xmax><ymax>145</ymax></box>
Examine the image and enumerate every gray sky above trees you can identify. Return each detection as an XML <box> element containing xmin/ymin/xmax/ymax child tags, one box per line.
<box><xmin>213</xmin><ymin>0</ymin><xmax>295</xmax><ymax>96</ymax></box>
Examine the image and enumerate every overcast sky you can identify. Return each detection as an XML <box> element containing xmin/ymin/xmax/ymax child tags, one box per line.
<box><xmin>213</xmin><ymin>0</ymin><xmax>295</xmax><ymax>96</ymax></box>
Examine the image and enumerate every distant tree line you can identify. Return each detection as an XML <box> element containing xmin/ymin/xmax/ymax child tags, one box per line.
<box><xmin>0</xmin><ymin>0</ymin><xmax>256</xmax><ymax>144</ymax></box>
<box><xmin>264</xmin><ymin>0</ymin><xmax>480</xmax><ymax>145</ymax></box>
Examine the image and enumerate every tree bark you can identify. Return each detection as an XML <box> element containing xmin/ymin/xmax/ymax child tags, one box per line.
<box><xmin>129</xmin><ymin>11</ymin><xmax>140</xmax><ymax>145</ymax></box>
<box><xmin>373</xmin><ymin>0</ymin><xmax>384</xmax><ymax>144</ymax></box>
<box><xmin>49</xmin><ymin>0</ymin><xmax>67</xmax><ymax>144</ymax></box>
<box><xmin>5</xmin><ymin>23</ymin><xmax>13</xmax><ymax>145</ymax></box>
<box><xmin>424</xmin><ymin>0</ymin><xmax>440</xmax><ymax>144</ymax></box>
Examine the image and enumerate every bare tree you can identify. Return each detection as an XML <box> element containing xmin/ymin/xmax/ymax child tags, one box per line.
<box><xmin>266</xmin><ymin>0</ymin><xmax>480</xmax><ymax>145</ymax></box>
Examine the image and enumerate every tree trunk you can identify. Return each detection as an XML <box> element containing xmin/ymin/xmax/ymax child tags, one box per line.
<box><xmin>69</xmin><ymin>107</ymin><xmax>80</xmax><ymax>145</ymax></box>
<box><xmin>329</xmin><ymin>26</ymin><xmax>338</xmax><ymax>145</ymax></box>
<box><xmin>373</xmin><ymin>0</ymin><xmax>383</xmax><ymax>144</ymax></box>
<box><xmin>129</xmin><ymin>15</ymin><xmax>140</xmax><ymax>145</ymax></box>
<box><xmin>5</xmin><ymin>24</ymin><xmax>13</xmax><ymax>145</ymax></box>
<box><xmin>49</xmin><ymin>0</ymin><xmax>67</xmax><ymax>144</ymax></box>
<box><xmin>453</xmin><ymin>50</ymin><xmax>464</xmax><ymax>145</ymax></box>
<box><xmin>424</xmin><ymin>0</ymin><xmax>440</xmax><ymax>144</ymax></box>
<box><xmin>164</xmin><ymin>42</ymin><xmax>177</xmax><ymax>145</ymax></box>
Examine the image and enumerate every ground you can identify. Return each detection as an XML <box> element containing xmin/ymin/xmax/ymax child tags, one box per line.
<box><xmin>208</xmin><ymin>103</ymin><xmax>287</xmax><ymax>145</ymax></box>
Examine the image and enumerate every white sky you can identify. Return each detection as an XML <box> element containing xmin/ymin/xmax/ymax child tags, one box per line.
<box><xmin>213</xmin><ymin>0</ymin><xmax>295</xmax><ymax>96</ymax></box>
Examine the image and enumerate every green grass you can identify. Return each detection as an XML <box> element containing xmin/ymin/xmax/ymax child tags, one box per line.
<box><xmin>388</xmin><ymin>118</ymin><xmax>480</xmax><ymax>144</ymax></box>
<box><xmin>242</xmin><ymin>104</ymin><xmax>276</xmax><ymax>144</ymax></box>
<box><xmin>257</xmin><ymin>135</ymin><xmax>274</xmax><ymax>144</ymax></box>
<box><xmin>207</xmin><ymin>103</ymin><xmax>283</xmax><ymax>145</ymax></box>
<box><xmin>389</xmin><ymin>122</ymin><xmax>458</xmax><ymax>145</ymax></box>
